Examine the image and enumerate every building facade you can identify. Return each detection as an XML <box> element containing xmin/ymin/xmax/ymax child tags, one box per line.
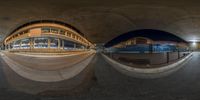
<box><xmin>4</xmin><ymin>21</ymin><xmax>93</xmax><ymax>53</ymax></box>
<box><xmin>112</xmin><ymin>37</ymin><xmax>188</xmax><ymax>53</ymax></box>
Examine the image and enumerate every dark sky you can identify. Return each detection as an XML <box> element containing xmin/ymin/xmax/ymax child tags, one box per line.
<box><xmin>104</xmin><ymin>29</ymin><xmax>187</xmax><ymax>47</ymax></box>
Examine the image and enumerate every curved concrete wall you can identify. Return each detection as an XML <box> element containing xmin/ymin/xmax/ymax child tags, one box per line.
<box><xmin>102</xmin><ymin>53</ymin><xmax>193</xmax><ymax>78</ymax></box>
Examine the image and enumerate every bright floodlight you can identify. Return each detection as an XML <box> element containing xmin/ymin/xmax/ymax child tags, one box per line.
<box><xmin>192</xmin><ymin>42</ymin><xmax>196</xmax><ymax>45</ymax></box>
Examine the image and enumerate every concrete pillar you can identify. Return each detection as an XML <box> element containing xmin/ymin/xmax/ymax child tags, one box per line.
<box><xmin>62</xmin><ymin>40</ymin><xmax>64</xmax><ymax>49</ymax></box>
<box><xmin>58</xmin><ymin>38</ymin><xmax>60</xmax><ymax>49</ymax></box>
<box><xmin>30</xmin><ymin>38</ymin><xmax>34</xmax><ymax>50</ymax></box>
<box><xmin>3</xmin><ymin>44</ymin><xmax>5</xmax><ymax>50</ymax></box>
<box><xmin>8</xmin><ymin>44</ymin><xmax>10</xmax><ymax>50</ymax></box>
<box><xmin>178</xmin><ymin>50</ymin><xmax>180</xmax><ymax>59</ymax></box>
<box><xmin>74</xmin><ymin>43</ymin><xmax>76</xmax><ymax>49</ymax></box>
<box><xmin>177</xmin><ymin>43</ymin><xmax>180</xmax><ymax>59</ymax></box>
<box><xmin>70</xmin><ymin>33</ymin><xmax>72</xmax><ymax>38</ymax></box>
<box><xmin>20</xmin><ymin>41</ymin><xmax>22</xmax><ymax>49</ymax></box>
<box><xmin>5</xmin><ymin>45</ymin><xmax>6</xmax><ymax>50</ymax></box>
<box><xmin>65</xmin><ymin>31</ymin><xmax>68</xmax><ymax>36</ymax></box>
<box><xmin>167</xmin><ymin>52</ymin><xmax>169</xmax><ymax>63</ymax></box>
<box><xmin>30</xmin><ymin>38</ymin><xmax>32</xmax><ymax>49</ymax></box>
<box><xmin>32</xmin><ymin>38</ymin><xmax>35</xmax><ymax>49</ymax></box>
<box><xmin>48</xmin><ymin>38</ymin><xmax>50</xmax><ymax>48</ymax></box>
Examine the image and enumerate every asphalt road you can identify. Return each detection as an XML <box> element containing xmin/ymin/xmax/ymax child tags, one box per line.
<box><xmin>0</xmin><ymin>52</ymin><xmax>200</xmax><ymax>100</ymax></box>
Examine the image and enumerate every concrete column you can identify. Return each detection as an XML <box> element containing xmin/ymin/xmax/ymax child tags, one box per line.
<box><xmin>74</xmin><ymin>43</ymin><xmax>76</xmax><ymax>49</ymax></box>
<box><xmin>32</xmin><ymin>38</ymin><xmax>35</xmax><ymax>49</ymax></box>
<box><xmin>5</xmin><ymin>45</ymin><xmax>6</xmax><ymax>50</ymax></box>
<box><xmin>48</xmin><ymin>38</ymin><xmax>50</xmax><ymax>48</ymax></box>
<box><xmin>20</xmin><ymin>40</ymin><xmax>22</xmax><ymax>49</ymax></box>
<box><xmin>65</xmin><ymin>31</ymin><xmax>68</xmax><ymax>36</ymax></box>
<box><xmin>178</xmin><ymin>50</ymin><xmax>180</xmax><ymax>59</ymax></box>
<box><xmin>167</xmin><ymin>52</ymin><xmax>169</xmax><ymax>63</ymax></box>
<box><xmin>30</xmin><ymin>38</ymin><xmax>33</xmax><ymax>51</ymax></box>
<box><xmin>8</xmin><ymin>44</ymin><xmax>10</xmax><ymax>50</ymax></box>
<box><xmin>70</xmin><ymin>33</ymin><xmax>72</xmax><ymax>38</ymax></box>
<box><xmin>62</xmin><ymin>40</ymin><xmax>64</xmax><ymax>49</ymax></box>
<box><xmin>177</xmin><ymin>43</ymin><xmax>180</xmax><ymax>59</ymax></box>
<box><xmin>30</xmin><ymin>38</ymin><xmax>32</xmax><ymax>49</ymax></box>
<box><xmin>58</xmin><ymin>38</ymin><xmax>60</xmax><ymax>49</ymax></box>
<box><xmin>3</xmin><ymin>44</ymin><xmax>5</xmax><ymax>50</ymax></box>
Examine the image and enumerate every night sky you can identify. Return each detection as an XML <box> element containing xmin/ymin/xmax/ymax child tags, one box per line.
<box><xmin>104</xmin><ymin>29</ymin><xmax>188</xmax><ymax>48</ymax></box>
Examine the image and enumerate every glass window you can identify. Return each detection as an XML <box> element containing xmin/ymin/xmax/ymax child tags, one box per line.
<box><xmin>34</xmin><ymin>37</ymin><xmax>48</xmax><ymax>48</ymax></box>
<box><xmin>76</xmin><ymin>43</ymin><xmax>85</xmax><ymax>49</ymax></box>
<box><xmin>63</xmin><ymin>40</ymin><xmax>85</xmax><ymax>50</ymax></box>
<box><xmin>59</xmin><ymin>30</ymin><xmax>65</xmax><ymax>35</ymax></box>
<box><xmin>10</xmin><ymin>42</ymin><xmax>14</xmax><ymax>49</ymax></box>
<box><xmin>50</xmin><ymin>38</ymin><xmax>59</xmax><ymax>48</ymax></box>
<box><xmin>64</xmin><ymin>40</ymin><xmax>74</xmax><ymax>50</ymax></box>
<box><xmin>41</xmin><ymin>27</ymin><xmax>50</xmax><ymax>33</ymax></box>
<box><xmin>21</xmin><ymin>38</ymin><xmax>30</xmax><ymax>49</ymax></box>
<box><xmin>51</xmin><ymin>28</ymin><xmax>59</xmax><ymax>33</ymax></box>
<box><xmin>13</xmin><ymin>40</ymin><xmax>21</xmax><ymax>49</ymax></box>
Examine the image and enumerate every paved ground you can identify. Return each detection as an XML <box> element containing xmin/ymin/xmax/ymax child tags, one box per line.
<box><xmin>0</xmin><ymin>52</ymin><xmax>200</xmax><ymax>100</ymax></box>
<box><xmin>3</xmin><ymin>52</ymin><xmax>92</xmax><ymax>70</ymax></box>
<box><xmin>106</xmin><ymin>52</ymin><xmax>189</xmax><ymax>67</ymax></box>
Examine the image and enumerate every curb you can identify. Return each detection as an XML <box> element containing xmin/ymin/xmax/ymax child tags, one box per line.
<box><xmin>102</xmin><ymin>53</ymin><xmax>193</xmax><ymax>78</ymax></box>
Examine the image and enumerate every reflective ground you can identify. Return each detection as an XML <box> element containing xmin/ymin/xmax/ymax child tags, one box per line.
<box><xmin>0</xmin><ymin>52</ymin><xmax>200</xmax><ymax>100</ymax></box>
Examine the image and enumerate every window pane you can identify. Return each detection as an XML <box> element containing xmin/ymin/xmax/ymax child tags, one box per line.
<box><xmin>13</xmin><ymin>40</ymin><xmax>21</xmax><ymax>49</ymax></box>
<box><xmin>50</xmin><ymin>38</ymin><xmax>59</xmax><ymax>48</ymax></box>
<box><xmin>64</xmin><ymin>40</ymin><xmax>74</xmax><ymax>50</ymax></box>
<box><xmin>21</xmin><ymin>38</ymin><xmax>30</xmax><ymax>49</ymax></box>
<box><xmin>51</xmin><ymin>28</ymin><xmax>59</xmax><ymax>33</ymax></box>
<box><xmin>41</xmin><ymin>27</ymin><xmax>50</xmax><ymax>33</ymax></box>
<box><xmin>34</xmin><ymin>37</ymin><xmax>48</xmax><ymax>48</ymax></box>
<box><xmin>59</xmin><ymin>30</ymin><xmax>65</xmax><ymax>35</ymax></box>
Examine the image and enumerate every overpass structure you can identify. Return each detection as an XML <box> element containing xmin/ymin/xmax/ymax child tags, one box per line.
<box><xmin>0</xmin><ymin>0</ymin><xmax>199</xmax><ymax>99</ymax></box>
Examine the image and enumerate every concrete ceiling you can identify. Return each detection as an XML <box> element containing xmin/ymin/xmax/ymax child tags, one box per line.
<box><xmin>1</xmin><ymin>0</ymin><xmax>200</xmax><ymax>44</ymax></box>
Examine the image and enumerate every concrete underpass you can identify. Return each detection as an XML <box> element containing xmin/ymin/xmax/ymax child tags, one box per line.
<box><xmin>0</xmin><ymin>0</ymin><xmax>200</xmax><ymax>100</ymax></box>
